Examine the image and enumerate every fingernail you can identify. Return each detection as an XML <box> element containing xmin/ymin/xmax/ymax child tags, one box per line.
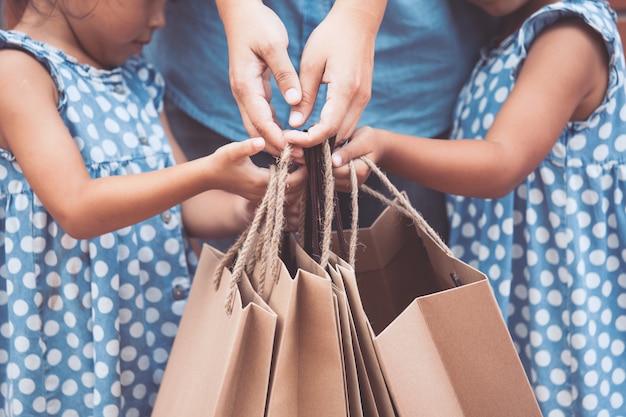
<box><xmin>285</xmin><ymin>88</ymin><xmax>300</xmax><ymax>104</ymax></box>
<box><xmin>253</xmin><ymin>137</ymin><xmax>265</xmax><ymax>148</ymax></box>
<box><xmin>289</xmin><ymin>111</ymin><xmax>303</xmax><ymax>126</ymax></box>
<box><xmin>332</xmin><ymin>153</ymin><xmax>342</xmax><ymax>166</ymax></box>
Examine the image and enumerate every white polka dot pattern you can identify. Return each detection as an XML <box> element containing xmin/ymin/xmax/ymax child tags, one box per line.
<box><xmin>447</xmin><ymin>3</ymin><xmax>626</xmax><ymax>416</ymax></box>
<box><xmin>0</xmin><ymin>31</ymin><xmax>197</xmax><ymax>416</ymax></box>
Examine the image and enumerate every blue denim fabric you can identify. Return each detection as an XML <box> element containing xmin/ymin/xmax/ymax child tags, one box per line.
<box><xmin>144</xmin><ymin>0</ymin><xmax>494</xmax><ymax>140</ymax></box>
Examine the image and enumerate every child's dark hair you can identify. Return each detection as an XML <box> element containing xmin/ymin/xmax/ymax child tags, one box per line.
<box><xmin>3</xmin><ymin>0</ymin><xmax>97</xmax><ymax>25</ymax></box>
<box><xmin>4</xmin><ymin>0</ymin><xmax>28</xmax><ymax>24</ymax></box>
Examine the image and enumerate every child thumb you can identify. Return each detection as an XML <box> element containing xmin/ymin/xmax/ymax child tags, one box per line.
<box><xmin>233</xmin><ymin>137</ymin><xmax>266</xmax><ymax>159</ymax></box>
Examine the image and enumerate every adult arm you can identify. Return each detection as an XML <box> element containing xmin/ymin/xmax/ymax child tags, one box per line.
<box><xmin>285</xmin><ymin>0</ymin><xmax>387</xmax><ymax>147</ymax></box>
<box><xmin>216</xmin><ymin>0</ymin><xmax>299</xmax><ymax>156</ymax></box>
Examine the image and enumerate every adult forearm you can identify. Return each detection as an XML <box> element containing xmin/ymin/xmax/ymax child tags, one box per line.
<box><xmin>215</xmin><ymin>0</ymin><xmax>262</xmax><ymax>26</ymax></box>
<box><xmin>330</xmin><ymin>0</ymin><xmax>387</xmax><ymax>34</ymax></box>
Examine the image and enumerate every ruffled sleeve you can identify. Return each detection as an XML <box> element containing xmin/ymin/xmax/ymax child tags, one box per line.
<box><xmin>513</xmin><ymin>1</ymin><xmax>620</xmax><ymax>79</ymax></box>
<box><xmin>0</xmin><ymin>30</ymin><xmax>68</xmax><ymax>112</ymax></box>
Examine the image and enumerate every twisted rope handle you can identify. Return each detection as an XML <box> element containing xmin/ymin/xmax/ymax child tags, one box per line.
<box><xmin>214</xmin><ymin>145</ymin><xmax>294</xmax><ymax>315</ymax></box>
<box><xmin>211</xmin><ymin>146</ymin><xmax>451</xmax><ymax>315</ymax></box>
<box><xmin>319</xmin><ymin>140</ymin><xmax>336</xmax><ymax>268</ymax></box>
<box><xmin>358</xmin><ymin>156</ymin><xmax>453</xmax><ymax>257</ymax></box>
<box><xmin>347</xmin><ymin>160</ymin><xmax>359</xmax><ymax>267</ymax></box>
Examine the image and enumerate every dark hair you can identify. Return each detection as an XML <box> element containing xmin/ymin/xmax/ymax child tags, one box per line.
<box><xmin>4</xmin><ymin>0</ymin><xmax>99</xmax><ymax>25</ymax></box>
<box><xmin>5</xmin><ymin>0</ymin><xmax>29</xmax><ymax>24</ymax></box>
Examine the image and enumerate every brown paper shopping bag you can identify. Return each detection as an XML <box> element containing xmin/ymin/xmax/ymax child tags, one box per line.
<box><xmin>332</xmin><ymin>159</ymin><xmax>543</xmax><ymax>417</ymax></box>
<box><xmin>281</xmin><ymin>235</ymin><xmax>365</xmax><ymax>417</ymax></box>
<box><xmin>327</xmin><ymin>252</ymin><xmax>396</xmax><ymax>417</ymax></box>
<box><xmin>152</xmin><ymin>244</ymin><xmax>277</xmax><ymax>417</ymax></box>
<box><xmin>288</xmin><ymin>140</ymin><xmax>397</xmax><ymax>417</ymax></box>
<box><xmin>213</xmin><ymin>142</ymin><xmax>349</xmax><ymax>417</ymax></box>
<box><xmin>249</xmin><ymin>249</ymin><xmax>348</xmax><ymax>417</ymax></box>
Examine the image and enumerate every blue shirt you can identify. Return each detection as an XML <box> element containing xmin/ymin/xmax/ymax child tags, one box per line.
<box><xmin>144</xmin><ymin>0</ymin><xmax>494</xmax><ymax>140</ymax></box>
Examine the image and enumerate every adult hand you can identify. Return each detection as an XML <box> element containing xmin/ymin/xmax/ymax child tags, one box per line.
<box><xmin>284</xmin><ymin>0</ymin><xmax>386</xmax><ymax>148</ymax></box>
<box><xmin>216</xmin><ymin>0</ymin><xmax>303</xmax><ymax>156</ymax></box>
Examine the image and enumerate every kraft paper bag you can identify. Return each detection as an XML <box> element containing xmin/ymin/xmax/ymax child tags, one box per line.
<box><xmin>327</xmin><ymin>252</ymin><xmax>396</xmax><ymax>417</ymax></box>
<box><xmin>282</xmin><ymin>235</ymin><xmax>364</xmax><ymax>417</ymax></box>
<box><xmin>246</xmin><ymin>240</ymin><xmax>348</xmax><ymax>417</ymax></box>
<box><xmin>152</xmin><ymin>244</ymin><xmax>277</xmax><ymax>417</ymax></box>
<box><xmin>333</xmin><ymin>197</ymin><xmax>543</xmax><ymax>417</ymax></box>
<box><xmin>238</xmin><ymin>138</ymin><xmax>349</xmax><ymax>417</ymax></box>
<box><xmin>188</xmin><ymin>139</ymin><xmax>350</xmax><ymax>417</ymax></box>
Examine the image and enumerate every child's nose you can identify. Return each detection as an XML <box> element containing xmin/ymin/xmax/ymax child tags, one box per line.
<box><xmin>149</xmin><ymin>8</ymin><xmax>166</xmax><ymax>30</ymax></box>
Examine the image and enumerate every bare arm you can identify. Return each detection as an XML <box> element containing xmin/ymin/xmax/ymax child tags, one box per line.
<box><xmin>332</xmin><ymin>20</ymin><xmax>608</xmax><ymax>198</ymax></box>
<box><xmin>0</xmin><ymin>49</ymin><xmax>271</xmax><ymax>239</ymax></box>
<box><xmin>160</xmin><ymin>114</ymin><xmax>266</xmax><ymax>238</ymax></box>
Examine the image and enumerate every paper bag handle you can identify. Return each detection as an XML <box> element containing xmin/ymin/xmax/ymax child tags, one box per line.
<box><xmin>357</xmin><ymin>156</ymin><xmax>454</xmax><ymax>258</ymax></box>
<box><xmin>301</xmin><ymin>138</ymin><xmax>353</xmax><ymax>267</ymax></box>
<box><xmin>213</xmin><ymin>144</ymin><xmax>295</xmax><ymax>315</ymax></box>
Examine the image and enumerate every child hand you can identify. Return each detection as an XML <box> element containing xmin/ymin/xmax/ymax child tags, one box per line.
<box><xmin>331</xmin><ymin>126</ymin><xmax>379</xmax><ymax>192</ymax></box>
<box><xmin>207</xmin><ymin>137</ymin><xmax>271</xmax><ymax>201</ymax></box>
<box><xmin>221</xmin><ymin>152</ymin><xmax>307</xmax><ymax>233</ymax></box>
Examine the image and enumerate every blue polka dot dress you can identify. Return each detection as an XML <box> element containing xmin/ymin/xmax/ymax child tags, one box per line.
<box><xmin>447</xmin><ymin>2</ymin><xmax>626</xmax><ymax>416</ymax></box>
<box><xmin>0</xmin><ymin>31</ymin><xmax>197</xmax><ymax>416</ymax></box>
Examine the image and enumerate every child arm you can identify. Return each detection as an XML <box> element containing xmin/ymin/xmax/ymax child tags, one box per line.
<box><xmin>0</xmin><ymin>50</ymin><xmax>271</xmax><ymax>239</ymax></box>
<box><xmin>160</xmin><ymin>113</ymin><xmax>267</xmax><ymax>239</ymax></box>
<box><xmin>332</xmin><ymin>19</ymin><xmax>609</xmax><ymax>198</ymax></box>
<box><xmin>164</xmin><ymin>117</ymin><xmax>307</xmax><ymax>237</ymax></box>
